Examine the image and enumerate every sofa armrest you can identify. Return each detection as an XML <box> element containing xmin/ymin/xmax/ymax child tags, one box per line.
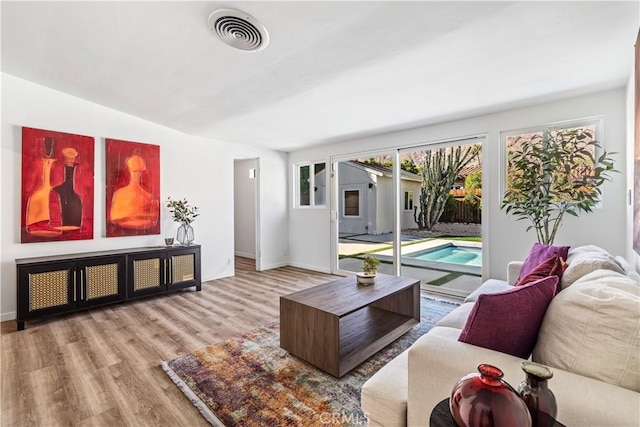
<box><xmin>407</xmin><ymin>327</ymin><xmax>640</xmax><ymax>427</ymax></box>
<box><xmin>507</xmin><ymin>261</ymin><xmax>523</xmax><ymax>285</ymax></box>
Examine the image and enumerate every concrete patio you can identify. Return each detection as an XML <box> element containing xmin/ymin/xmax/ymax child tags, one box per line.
<box><xmin>339</xmin><ymin>232</ymin><xmax>482</xmax><ymax>299</ymax></box>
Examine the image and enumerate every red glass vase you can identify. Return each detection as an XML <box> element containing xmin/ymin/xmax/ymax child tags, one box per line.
<box><xmin>450</xmin><ymin>364</ymin><xmax>532</xmax><ymax>427</ymax></box>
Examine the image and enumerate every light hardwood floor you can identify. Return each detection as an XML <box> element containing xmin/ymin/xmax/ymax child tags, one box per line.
<box><xmin>1</xmin><ymin>257</ymin><xmax>337</xmax><ymax>426</ymax></box>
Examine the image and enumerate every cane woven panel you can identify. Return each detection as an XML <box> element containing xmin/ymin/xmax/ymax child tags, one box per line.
<box><xmin>133</xmin><ymin>258</ymin><xmax>161</xmax><ymax>290</ymax></box>
<box><xmin>172</xmin><ymin>254</ymin><xmax>194</xmax><ymax>283</ymax></box>
<box><xmin>29</xmin><ymin>270</ymin><xmax>68</xmax><ymax>311</ymax></box>
<box><xmin>86</xmin><ymin>263</ymin><xmax>119</xmax><ymax>300</ymax></box>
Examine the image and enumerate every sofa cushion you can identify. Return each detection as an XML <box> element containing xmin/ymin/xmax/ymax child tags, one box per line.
<box><xmin>533</xmin><ymin>270</ymin><xmax>640</xmax><ymax>392</ymax></box>
<box><xmin>361</xmin><ymin>348</ymin><xmax>409</xmax><ymax>427</ymax></box>
<box><xmin>516</xmin><ymin>253</ymin><xmax>565</xmax><ymax>287</ymax></box>
<box><xmin>615</xmin><ymin>255</ymin><xmax>640</xmax><ymax>282</ymax></box>
<box><xmin>436</xmin><ymin>302</ymin><xmax>475</xmax><ymax>329</ymax></box>
<box><xmin>518</xmin><ymin>243</ymin><xmax>569</xmax><ymax>283</ymax></box>
<box><xmin>458</xmin><ymin>276</ymin><xmax>558</xmax><ymax>358</ymax></box>
<box><xmin>561</xmin><ymin>249</ymin><xmax>624</xmax><ymax>291</ymax></box>
<box><xmin>464</xmin><ymin>279</ymin><xmax>512</xmax><ymax>303</ymax></box>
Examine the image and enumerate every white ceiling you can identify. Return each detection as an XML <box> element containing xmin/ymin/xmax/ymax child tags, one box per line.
<box><xmin>2</xmin><ymin>1</ymin><xmax>638</xmax><ymax>152</ymax></box>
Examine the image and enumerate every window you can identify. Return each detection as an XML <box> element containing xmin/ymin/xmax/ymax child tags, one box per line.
<box><xmin>502</xmin><ymin>119</ymin><xmax>601</xmax><ymax>198</ymax></box>
<box><xmin>404</xmin><ymin>191</ymin><xmax>414</xmax><ymax>211</ymax></box>
<box><xmin>344</xmin><ymin>190</ymin><xmax>360</xmax><ymax>216</ymax></box>
<box><xmin>296</xmin><ymin>161</ymin><xmax>326</xmax><ymax>207</ymax></box>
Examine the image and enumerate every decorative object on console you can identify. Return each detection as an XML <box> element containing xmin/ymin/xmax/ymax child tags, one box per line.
<box><xmin>164</xmin><ymin>237</ymin><xmax>174</xmax><ymax>246</ymax></box>
<box><xmin>357</xmin><ymin>255</ymin><xmax>380</xmax><ymax>285</ymax></box>
<box><xmin>106</xmin><ymin>138</ymin><xmax>160</xmax><ymax>237</ymax></box>
<box><xmin>518</xmin><ymin>361</ymin><xmax>557</xmax><ymax>427</ymax></box>
<box><xmin>458</xmin><ymin>276</ymin><xmax>558</xmax><ymax>358</ymax></box>
<box><xmin>21</xmin><ymin>126</ymin><xmax>95</xmax><ymax>243</ymax></box>
<box><xmin>450</xmin><ymin>363</ymin><xmax>532</xmax><ymax>427</ymax></box>
<box><xmin>502</xmin><ymin>127</ymin><xmax>616</xmax><ymax>245</ymax></box>
<box><xmin>166</xmin><ymin>197</ymin><xmax>199</xmax><ymax>246</ymax></box>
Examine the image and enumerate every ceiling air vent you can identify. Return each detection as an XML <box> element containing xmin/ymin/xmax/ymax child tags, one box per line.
<box><xmin>208</xmin><ymin>9</ymin><xmax>269</xmax><ymax>52</ymax></box>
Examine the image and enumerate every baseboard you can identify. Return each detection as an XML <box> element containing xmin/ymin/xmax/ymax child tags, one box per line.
<box><xmin>1</xmin><ymin>311</ymin><xmax>16</xmax><ymax>322</ymax></box>
<box><xmin>234</xmin><ymin>251</ymin><xmax>255</xmax><ymax>259</ymax></box>
<box><xmin>286</xmin><ymin>262</ymin><xmax>332</xmax><ymax>274</ymax></box>
<box><xmin>258</xmin><ymin>261</ymin><xmax>288</xmax><ymax>271</ymax></box>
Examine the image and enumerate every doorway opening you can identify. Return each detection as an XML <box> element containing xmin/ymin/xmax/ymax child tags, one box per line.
<box><xmin>233</xmin><ymin>158</ymin><xmax>260</xmax><ymax>272</ymax></box>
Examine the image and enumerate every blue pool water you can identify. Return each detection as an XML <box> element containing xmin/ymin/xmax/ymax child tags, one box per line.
<box><xmin>408</xmin><ymin>245</ymin><xmax>482</xmax><ymax>267</ymax></box>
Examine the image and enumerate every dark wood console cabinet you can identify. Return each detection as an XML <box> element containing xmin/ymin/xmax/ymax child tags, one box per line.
<box><xmin>16</xmin><ymin>245</ymin><xmax>201</xmax><ymax>330</ymax></box>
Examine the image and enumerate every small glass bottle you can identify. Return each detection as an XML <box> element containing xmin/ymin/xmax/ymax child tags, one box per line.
<box><xmin>518</xmin><ymin>361</ymin><xmax>557</xmax><ymax>427</ymax></box>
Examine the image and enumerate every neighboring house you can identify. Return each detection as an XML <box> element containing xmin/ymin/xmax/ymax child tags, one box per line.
<box><xmin>451</xmin><ymin>164</ymin><xmax>483</xmax><ymax>198</ymax></box>
<box><xmin>338</xmin><ymin>161</ymin><xmax>422</xmax><ymax>235</ymax></box>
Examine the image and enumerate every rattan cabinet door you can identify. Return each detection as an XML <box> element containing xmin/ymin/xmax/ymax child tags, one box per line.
<box><xmin>77</xmin><ymin>255</ymin><xmax>126</xmax><ymax>307</ymax></box>
<box><xmin>17</xmin><ymin>261</ymin><xmax>77</xmax><ymax>323</ymax></box>
<box><xmin>167</xmin><ymin>246</ymin><xmax>201</xmax><ymax>291</ymax></box>
<box><xmin>127</xmin><ymin>250</ymin><xmax>169</xmax><ymax>298</ymax></box>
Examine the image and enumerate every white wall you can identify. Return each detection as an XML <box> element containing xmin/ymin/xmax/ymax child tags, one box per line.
<box><xmin>401</xmin><ymin>180</ymin><xmax>421</xmax><ymax>230</ymax></box>
<box><xmin>337</xmin><ymin>162</ymin><xmax>370</xmax><ymax>234</ymax></box>
<box><xmin>1</xmin><ymin>74</ymin><xmax>288</xmax><ymax>320</ymax></box>
<box><xmin>234</xmin><ymin>159</ymin><xmax>257</xmax><ymax>259</ymax></box>
<box><xmin>376</xmin><ymin>176</ymin><xmax>393</xmax><ymax>234</ymax></box>
<box><xmin>288</xmin><ymin>88</ymin><xmax>630</xmax><ymax>280</ymax></box>
<box><xmin>626</xmin><ymin>53</ymin><xmax>640</xmax><ymax>270</ymax></box>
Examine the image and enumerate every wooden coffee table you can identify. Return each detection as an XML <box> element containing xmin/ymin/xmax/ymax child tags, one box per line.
<box><xmin>280</xmin><ymin>273</ymin><xmax>420</xmax><ymax>377</ymax></box>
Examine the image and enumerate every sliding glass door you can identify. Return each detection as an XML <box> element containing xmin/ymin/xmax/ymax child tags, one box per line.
<box><xmin>333</xmin><ymin>152</ymin><xmax>396</xmax><ymax>275</ymax></box>
<box><xmin>398</xmin><ymin>139</ymin><xmax>483</xmax><ymax>298</ymax></box>
<box><xmin>331</xmin><ymin>137</ymin><xmax>484</xmax><ymax>299</ymax></box>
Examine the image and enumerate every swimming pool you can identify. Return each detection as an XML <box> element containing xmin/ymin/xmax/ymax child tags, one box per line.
<box><xmin>407</xmin><ymin>245</ymin><xmax>482</xmax><ymax>267</ymax></box>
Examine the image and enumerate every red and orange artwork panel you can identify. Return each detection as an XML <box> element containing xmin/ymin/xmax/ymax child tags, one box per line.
<box><xmin>105</xmin><ymin>139</ymin><xmax>160</xmax><ymax>237</ymax></box>
<box><xmin>21</xmin><ymin>127</ymin><xmax>95</xmax><ymax>243</ymax></box>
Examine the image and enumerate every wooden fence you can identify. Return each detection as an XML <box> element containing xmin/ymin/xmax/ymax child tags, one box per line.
<box><xmin>440</xmin><ymin>193</ymin><xmax>481</xmax><ymax>224</ymax></box>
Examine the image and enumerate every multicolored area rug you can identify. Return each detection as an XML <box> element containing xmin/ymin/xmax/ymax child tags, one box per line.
<box><xmin>162</xmin><ymin>295</ymin><xmax>458</xmax><ymax>427</ymax></box>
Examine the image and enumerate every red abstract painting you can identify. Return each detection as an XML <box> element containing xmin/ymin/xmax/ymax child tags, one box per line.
<box><xmin>21</xmin><ymin>127</ymin><xmax>95</xmax><ymax>243</ymax></box>
<box><xmin>106</xmin><ymin>139</ymin><xmax>160</xmax><ymax>237</ymax></box>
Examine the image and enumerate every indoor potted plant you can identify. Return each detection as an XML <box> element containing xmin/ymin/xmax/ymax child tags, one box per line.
<box><xmin>166</xmin><ymin>197</ymin><xmax>199</xmax><ymax>245</ymax></box>
<box><xmin>501</xmin><ymin>128</ymin><xmax>616</xmax><ymax>245</ymax></box>
<box><xmin>357</xmin><ymin>255</ymin><xmax>380</xmax><ymax>285</ymax></box>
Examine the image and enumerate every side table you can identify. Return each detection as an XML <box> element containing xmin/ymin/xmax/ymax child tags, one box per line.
<box><xmin>429</xmin><ymin>398</ymin><xmax>566</xmax><ymax>427</ymax></box>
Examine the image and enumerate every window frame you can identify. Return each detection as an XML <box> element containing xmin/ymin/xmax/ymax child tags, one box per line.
<box><xmin>500</xmin><ymin>117</ymin><xmax>603</xmax><ymax>203</ymax></box>
<box><xmin>403</xmin><ymin>190</ymin><xmax>414</xmax><ymax>211</ymax></box>
<box><xmin>294</xmin><ymin>161</ymin><xmax>326</xmax><ymax>209</ymax></box>
<box><xmin>342</xmin><ymin>188</ymin><xmax>362</xmax><ymax>218</ymax></box>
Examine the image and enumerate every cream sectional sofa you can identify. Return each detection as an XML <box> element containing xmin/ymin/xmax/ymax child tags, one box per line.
<box><xmin>361</xmin><ymin>245</ymin><xmax>640</xmax><ymax>427</ymax></box>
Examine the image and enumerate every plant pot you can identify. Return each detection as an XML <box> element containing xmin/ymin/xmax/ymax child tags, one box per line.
<box><xmin>356</xmin><ymin>272</ymin><xmax>376</xmax><ymax>285</ymax></box>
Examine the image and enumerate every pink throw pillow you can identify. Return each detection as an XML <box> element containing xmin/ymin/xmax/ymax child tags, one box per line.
<box><xmin>518</xmin><ymin>243</ymin><xmax>569</xmax><ymax>283</ymax></box>
<box><xmin>458</xmin><ymin>276</ymin><xmax>559</xmax><ymax>359</ymax></box>
<box><xmin>516</xmin><ymin>253</ymin><xmax>566</xmax><ymax>287</ymax></box>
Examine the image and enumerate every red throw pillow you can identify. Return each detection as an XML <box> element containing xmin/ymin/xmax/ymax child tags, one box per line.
<box><xmin>518</xmin><ymin>243</ymin><xmax>569</xmax><ymax>283</ymax></box>
<box><xmin>516</xmin><ymin>253</ymin><xmax>566</xmax><ymax>287</ymax></box>
<box><xmin>458</xmin><ymin>276</ymin><xmax>559</xmax><ymax>359</ymax></box>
